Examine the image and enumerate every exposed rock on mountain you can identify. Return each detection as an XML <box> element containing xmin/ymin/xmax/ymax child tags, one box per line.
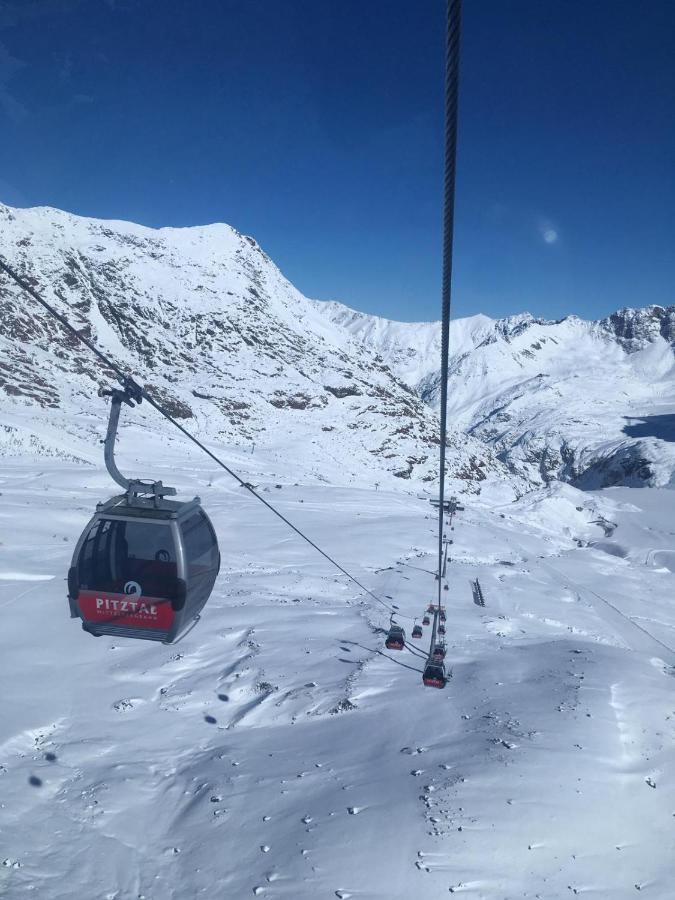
<box><xmin>0</xmin><ymin>202</ymin><xmax>508</xmax><ymax>492</ymax></box>
<box><xmin>4</xmin><ymin>201</ymin><xmax>670</xmax><ymax>493</ymax></box>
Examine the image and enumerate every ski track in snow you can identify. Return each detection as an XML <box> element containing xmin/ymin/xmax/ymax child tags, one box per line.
<box><xmin>0</xmin><ymin>574</ymin><xmax>55</xmax><ymax>581</ymax></box>
<box><xmin>1</xmin><ymin>464</ymin><xmax>675</xmax><ymax>898</ymax></box>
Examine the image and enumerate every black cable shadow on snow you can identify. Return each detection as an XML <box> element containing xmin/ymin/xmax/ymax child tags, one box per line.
<box><xmin>340</xmin><ymin>639</ymin><xmax>424</xmax><ymax>674</ymax></box>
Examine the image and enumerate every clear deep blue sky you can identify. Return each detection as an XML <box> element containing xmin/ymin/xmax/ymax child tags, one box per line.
<box><xmin>0</xmin><ymin>0</ymin><xmax>673</xmax><ymax>322</ymax></box>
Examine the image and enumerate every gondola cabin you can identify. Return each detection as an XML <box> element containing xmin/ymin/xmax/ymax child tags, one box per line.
<box><xmin>432</xmin><ymin>644</ymin><xmax>446</xmax><ymax>661</ymax></box>
<box><xmin>423</xmin><ymin>662</ymin><xmax>446</xmax><ymax>689</ymax></box>
<box><xmin>427</xmin><ymin>604</ymin><xmax>435</xmax><ymax>614</ymax></box>
<box><xmin>385</xmin><ymin>624</ymin><xmax>405</xmax><ymax>651</ymax></box>
<box><xmin>422</xmin><ymin>615</ymin><xmax>430</xmax><ymax>626</ymax></box>
<box><xmin>68</xmin><ymin>494</ymin><xmax>220</xmax><ymax>643</ymax></box>
<box><xmin>412</xmin><ymin>624</ymin><xmax>423</xmax><ymax>639</ymax></box>
<box><xmin>440</xmin><ymin>610</ymin><xmax>447</xmax><ymax>622</ymax></box>
<box><xmin>438</xmin><ymin>623</ymin><xmax>446</xmax><ymax>635</ymax></box>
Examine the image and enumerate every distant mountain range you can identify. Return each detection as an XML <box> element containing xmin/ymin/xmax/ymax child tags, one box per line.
<box><xmin>1</xmin><ymin>201</ymin><xmax>673</xmax><ymax>492</ymax></box>
<box><xmin>318</xmin><ymin>302</ymin><xmax>675</xmax><ymax>488</ymax></box>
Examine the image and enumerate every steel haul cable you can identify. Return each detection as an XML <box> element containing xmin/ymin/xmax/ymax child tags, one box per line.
<box><xmin>425</xmin><ymin>0</ymin><xmax>461</xmax><ymax>672</ymax></box>
<box><xmin>436</xmin><ymin>0</ymin><xmax>461</xmax><ymax>602</ymax></box>
<box><xmin>0</xmin><ymin>255</ymin><xmax>399</xmax><ymax>618</ymax></box>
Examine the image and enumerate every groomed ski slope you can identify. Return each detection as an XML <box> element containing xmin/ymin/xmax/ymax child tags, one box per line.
<box><xmin>1</xmin><ymin>445</ymin><xmax>674</xmax><ymax>899</ymax></box>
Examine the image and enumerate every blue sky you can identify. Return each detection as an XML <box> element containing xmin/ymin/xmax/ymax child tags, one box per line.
<box><xmin>0</xmin><ymin>0</ymin><xmax>673</xmax><ymax>322</ymax></box>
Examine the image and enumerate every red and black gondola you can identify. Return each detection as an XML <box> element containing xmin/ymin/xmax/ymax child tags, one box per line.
<box><xmin>423</xmin><ymin>661</ymin><xmax>446</xmax><ymax>689</ymax></box>
<box><xmin>69</xmin><ymin>496</ymin><xmax>219</xmax><ymax>643</ymax></box>
<box><xmin>67</xmin><ymin>384</ymin><xmax>220</xmax><ymax>644</ymax></box>
<box><xmin>385</xmin><ymin>624</ymin><xmax>405</xmax><ymax>650</ymax></box>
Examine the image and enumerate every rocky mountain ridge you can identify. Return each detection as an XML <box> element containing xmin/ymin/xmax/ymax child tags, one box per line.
<box><xmin>0</xmin><ymin>202</ymin><xmax>509</xmax><ymax>493</ymax></box>
<box><xmin>318</xmin><ymin>301</ymin><xmax>675</xmax><ymax>489</ymax></box>
<box><xmin>3</xmin><ymin>201</ymin><xmax>672</xmax><ymax>494</ymax></box>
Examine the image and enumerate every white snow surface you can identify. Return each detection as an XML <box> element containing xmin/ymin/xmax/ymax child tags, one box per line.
<box><xmin>1</xmin><ymin>451</ymin><xmax>675</xmax><ymax>899</ymax></box>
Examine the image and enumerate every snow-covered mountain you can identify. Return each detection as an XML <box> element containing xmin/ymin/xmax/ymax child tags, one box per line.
<box><xmin>3</xmin><ymin>200</ymin><xmax>673</xmax><ymax>495</ymax></box>
<box><xmin>318</xmin><ymin>302</ymin><xmax>675</xmax><ymax>489</ymax></box>
<box><xmin>0</xmin><ymin>202</ymin><xmax>508</xmax><ymax>492</ymax></box>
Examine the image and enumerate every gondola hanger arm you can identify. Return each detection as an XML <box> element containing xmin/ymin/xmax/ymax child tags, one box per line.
<box><xmin>100</xmin><ymin>380</ymin><xmax>176</xmax><ymax>503</ymax></box>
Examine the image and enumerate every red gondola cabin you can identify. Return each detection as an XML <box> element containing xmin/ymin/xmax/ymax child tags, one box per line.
<box><xmin>423</xmin><ymin>662</ymin><xmax>446</xmax><ymax>689</ymax></box>
<box><xmin>385</xmin><ymin>624</ymin><xmax>405</xmax><ymax>650</ymax></box>
<box><xmin>68</xmin><ymin>495</ymin><xmax>220</xmax><ymax>643</ymax></box>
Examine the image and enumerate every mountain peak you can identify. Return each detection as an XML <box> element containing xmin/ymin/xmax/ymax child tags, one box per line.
<box><xmin>0</xmin><ymin>201</ymin><xmax>511</xmax><ymax>493</ymax></box>
<box><xmin>599</xmin><ymin>304</ymin><xmax>675</xmax><ymax>351</ymax></box>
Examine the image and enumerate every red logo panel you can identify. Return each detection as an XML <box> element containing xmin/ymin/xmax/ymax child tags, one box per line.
<box><xmin>79</xmin><ymin>590</ymin><xmax>175</xmax><ymax>630</ymax></box>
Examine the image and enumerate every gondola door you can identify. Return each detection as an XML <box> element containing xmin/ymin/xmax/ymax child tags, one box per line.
<box><xmin>71</xmin><ymin>514</ymin><xmax>183</xmax><ymax>641</ymax></box>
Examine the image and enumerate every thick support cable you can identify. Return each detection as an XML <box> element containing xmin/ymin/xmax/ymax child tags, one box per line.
<box><xmin>140</xmin><ymin>388</ymin><xmax>394</xmax><ymax>611</ymax></box>
<box><xmin>436</xmin><ymin>0</ymin><xmax>461</xmax><ymax>610</ymax></box>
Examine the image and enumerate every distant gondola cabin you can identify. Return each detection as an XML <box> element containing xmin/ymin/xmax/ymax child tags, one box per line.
<box><xmin>385</xmin><ymin>624</ymin><xmax>405</xmax><ymax>651</ymax></box>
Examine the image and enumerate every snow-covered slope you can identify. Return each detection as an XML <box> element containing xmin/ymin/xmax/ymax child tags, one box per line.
<box><xmin>0</xmin><ymin>202</ymin><xmax>509</xmax><ymax>493</ymax></box>
<box><xmin>2</xmin><ymin>457</ymin><xmax>675</xmax><ymax>898</ymax></box>
<box><xmin>2</xmin><ymin>203</ymin><xmax>675</xmax><ymax>898</ymax></box>
<box><xmin>315</xmin><ymin>300</ymin><xmax>494</xmax><ymax>390</ymax></box>
<box><xmin>318</xmin><ymin>302</ymin><xmax>675</xmax><ymax>489</ymax></box>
